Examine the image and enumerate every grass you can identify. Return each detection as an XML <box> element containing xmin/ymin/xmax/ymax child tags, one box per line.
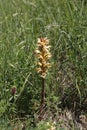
<box><xmin>0</xmin><ymin>0</ymin><xmax>87</xmax><ymax>129</ymax></box>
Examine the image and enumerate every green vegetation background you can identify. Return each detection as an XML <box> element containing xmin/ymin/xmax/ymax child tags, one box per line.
<box><xmin>0</xmin><ymin>0</ymin><xmax>87</xmax><ymax>129</ymax></box>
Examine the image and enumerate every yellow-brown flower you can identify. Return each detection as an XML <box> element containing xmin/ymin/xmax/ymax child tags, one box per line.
<box><xmin>35</xmin><ymin>37</ymin><xmax>51</xmax><ymax>78</ymax></box>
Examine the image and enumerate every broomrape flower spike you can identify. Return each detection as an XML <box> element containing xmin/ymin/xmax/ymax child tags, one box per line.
<box><xmin>35</xmin><ymin>37</ymin><xmax>52</xmax><ymax>120</ymax></box>
<box><xmin>35</xmin><ymin>37</ymin><xmax>51</xmax><ymax>78</ymax></box>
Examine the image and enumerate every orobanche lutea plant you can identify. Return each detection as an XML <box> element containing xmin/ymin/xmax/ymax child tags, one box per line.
<box><xmin>35</xmin><ymin>37</ymin><xmax>51</xmax><ymax>119</ymax></box>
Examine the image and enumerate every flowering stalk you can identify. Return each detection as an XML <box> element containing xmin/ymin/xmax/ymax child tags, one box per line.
<box><xmin>35</xmin><ymin>37</ymin><xmax>51</xmax><ymax>119</ymax></box>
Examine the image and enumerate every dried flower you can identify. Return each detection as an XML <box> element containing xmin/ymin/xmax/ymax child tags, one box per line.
<box><xmin>35</xmin><ymin>37</ymin><xmax>51</xmax><ymax>78</ymax></box>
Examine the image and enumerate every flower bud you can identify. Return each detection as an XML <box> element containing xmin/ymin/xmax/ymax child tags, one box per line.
<box><xmin>11</xmin><ymin>86</ymin><xmax>16</xmax><ymax>96</ymax></box>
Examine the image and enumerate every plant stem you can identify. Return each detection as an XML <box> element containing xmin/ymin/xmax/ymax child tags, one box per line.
<box><xmin>41</xmin><ymin>77</ymin><xmax>45</xmax><ymax>107</ymax></box>
<box><xmin>39</xmin><ymin>77</ymin><xmax>45</xmax><ymax>120</ymax></box>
